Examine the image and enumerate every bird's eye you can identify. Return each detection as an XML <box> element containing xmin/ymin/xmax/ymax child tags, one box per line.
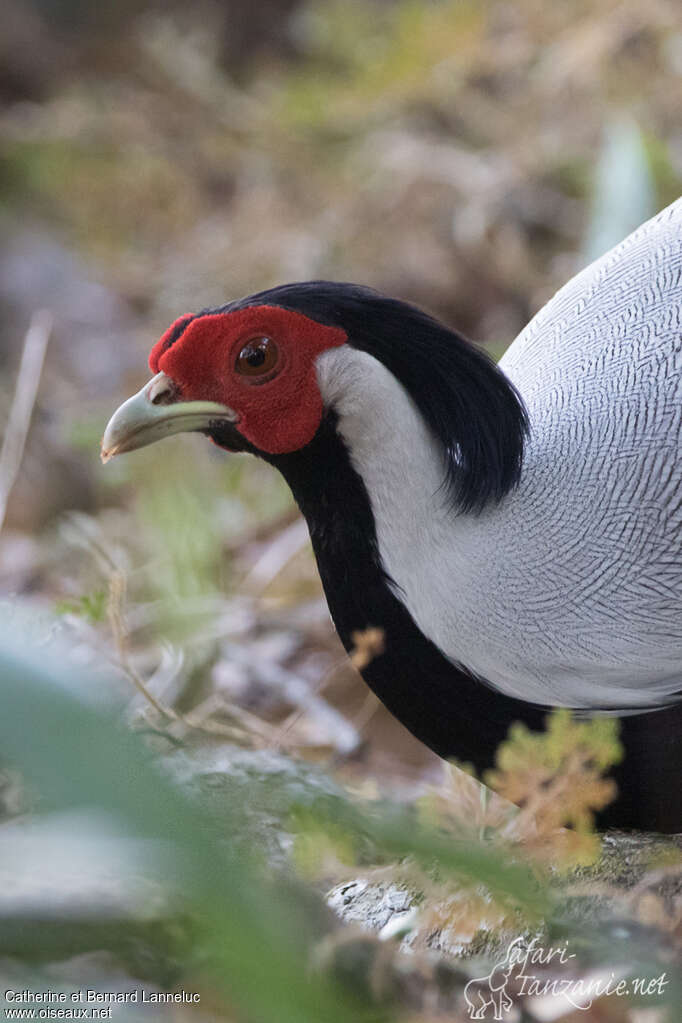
<box><xmin>235</xmin><ymin>337</ymin><xmax>279</xmax><ymax>378</ymax></box>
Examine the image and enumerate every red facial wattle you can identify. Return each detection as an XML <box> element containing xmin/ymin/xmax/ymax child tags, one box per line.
<box><xmin>148</xmin><ymin>305</ymin><xmax>347</xmax><ymax>454</ymax></box>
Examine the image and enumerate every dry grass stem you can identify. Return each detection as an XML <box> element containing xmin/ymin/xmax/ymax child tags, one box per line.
<box><xmin>107</xmin><ymin>568</ymin><xmax>176</xmax><ymax>719</ymax></box>
<box><xmin>242</xmin><ymin>518</ymin><xmax>311</xmax><ymax>595</ymax></box>
<box><xmin>0</xmin><ymin>310</ymin><xmax>52</xmax><ymax>534</ymax></box>
<box><xmin>352</xmin><ymin>691</ymin><xmax>381</xmax><ymax>734</ymax></box>
<box><xmin>271</xmin><ymin>653</ymin><xmax>355</xmax><ymax>750</ymax></box>
<box><xmin>106</xmin><ymin>565</ymin><xmax>278</xmax><ymax>746</ymax></box>
<box><xmin>272</xmin><ymin>627</ymin><xmax>386</xmax><ymax>751</ymax></box>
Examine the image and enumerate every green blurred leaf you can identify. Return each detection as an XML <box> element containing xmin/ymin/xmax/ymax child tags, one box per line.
<box><xmin>583</xmin><ymin>115</ymin><xmax>656</xmax><ymax>263</ymax></box>
<box><xmin>0</xmin><ymin>634</ymin><xmax>387</xmax><ymax>1023</ymax></box>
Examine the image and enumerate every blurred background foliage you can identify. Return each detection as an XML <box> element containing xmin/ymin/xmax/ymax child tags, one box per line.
<box><xmin>1</xmin><ymin>1</ymin><xmax>681</xmax><ymax>1020</ymax></box>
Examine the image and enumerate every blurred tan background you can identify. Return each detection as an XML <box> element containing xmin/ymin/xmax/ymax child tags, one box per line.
<box><xmin>1</xmin><ymin>0</ymin><xmax>681</xmax><ymax>788</ymax></box>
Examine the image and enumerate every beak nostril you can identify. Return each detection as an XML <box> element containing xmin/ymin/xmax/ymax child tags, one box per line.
<box><xmin>147</xmin><ymin>373</ymin><xmax>179</xmax><ymax>406</ymax></box>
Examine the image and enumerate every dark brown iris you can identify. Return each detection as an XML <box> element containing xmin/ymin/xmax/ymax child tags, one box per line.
<box><xmin>235</xmin><ymin>337</ymin><xmax>279</xmax><ymax>378</ymax></box>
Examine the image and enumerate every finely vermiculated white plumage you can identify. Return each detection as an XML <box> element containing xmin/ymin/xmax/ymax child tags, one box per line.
<box><xmin>317</xmin><ymin>198</ymin><xmax>682</xmax><ymax>711</ymax></box>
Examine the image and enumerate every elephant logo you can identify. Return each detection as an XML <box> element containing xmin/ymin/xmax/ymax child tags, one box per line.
<box><xmin>463</xmin><ymin>938</ymin><xmax>522</xmax><ymax>1019</ymax></box>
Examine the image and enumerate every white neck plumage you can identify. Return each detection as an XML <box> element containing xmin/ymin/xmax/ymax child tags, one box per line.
<box><xmin>316</xmin><ymin>343</ymin><xmax>680</xmax><ymax>714</ymax></box>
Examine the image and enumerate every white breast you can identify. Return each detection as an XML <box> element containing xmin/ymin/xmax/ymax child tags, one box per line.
<box><xmin>316</xmin><ymin>198</ymin><xmax>682</xmax><ymax>711</ymax></box>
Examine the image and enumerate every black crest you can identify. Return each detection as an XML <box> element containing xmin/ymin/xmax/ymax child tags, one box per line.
<box><xmin>215</xmin><ymin>281</ymin><xmax>529</xmax><ymax>512</ymax></box>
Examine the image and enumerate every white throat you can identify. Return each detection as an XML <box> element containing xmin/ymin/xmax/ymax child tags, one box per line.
<box><xmin>315</xmin><ymin>344</ymin><xmax>508</xmax><ymax>679</ymax></box>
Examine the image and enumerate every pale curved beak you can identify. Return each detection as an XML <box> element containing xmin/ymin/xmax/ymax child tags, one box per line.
<box><xmin>101</xmin><ymin>372</ymin><xmax>238</xmax><ymax>463</ymax></box>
